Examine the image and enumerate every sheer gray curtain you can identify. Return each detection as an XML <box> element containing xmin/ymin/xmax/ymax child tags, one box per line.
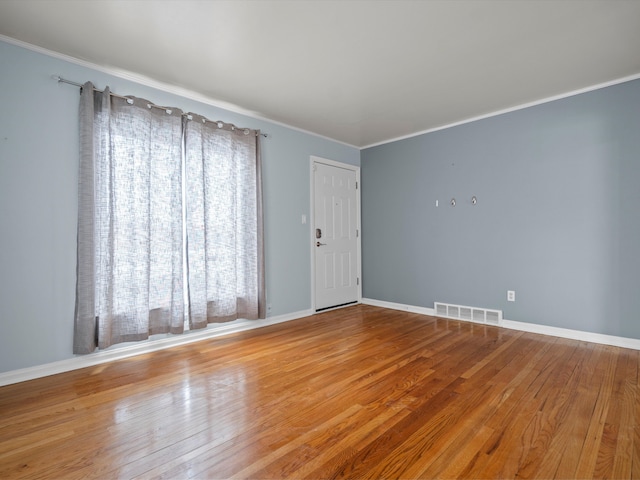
<box><xmin>184</xmin><ymin>115</ymin><xmax>265</xmax><ymax>328</ymax></box>
<box><xmin>74</xmin><ymin>83</ymin><xmax>264</xmax><ymax>354</ymax></box>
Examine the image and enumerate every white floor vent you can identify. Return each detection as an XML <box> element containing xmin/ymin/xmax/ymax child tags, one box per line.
<box><xmin>434</xmin><ymin>302</ymin><xmax>502</xmax><ymax>326</ymax></box>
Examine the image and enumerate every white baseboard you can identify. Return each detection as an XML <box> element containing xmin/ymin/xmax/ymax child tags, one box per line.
<box><xmin>361</xmin><ymin>298</ymin><xmax>640</xmax><ymax>351</ymax></box>
<box><xmin>500</xmin><ymin>319</ymin><xmax>640</xmax><ymax>350</ymax></box>
<box><xmin>361</xmin><ymin>298</ymin><xmax>435</xmax><ymax>316</ymax></box>
<box><xmin>0</xmin><ymin>309</ymin><xmax>313</xmax><ymax>387</ymax></box>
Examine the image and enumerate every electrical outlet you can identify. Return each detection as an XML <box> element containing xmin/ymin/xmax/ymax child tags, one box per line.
<box><xmin>507</xmin><ymin>290</ymin><xmax>515</xmax><ymax>302</ymax></box>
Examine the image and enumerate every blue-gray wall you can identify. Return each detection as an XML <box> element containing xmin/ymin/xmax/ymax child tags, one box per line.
<box><xmin>0</xmin><ymin>40</ymin><xmax>359</xmax><ymax>373</ymax></box>
<box><xmin>362</xmin><ymin>78</ymin><xmax>640</xmax><ymax>339</ymax></box>
<box><xmin>3</xmin><ymin>37</ymin><xmax>639</xmax><ymax>375</ymax></box>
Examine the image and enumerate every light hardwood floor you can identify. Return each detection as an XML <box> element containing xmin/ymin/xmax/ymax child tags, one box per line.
<box><xmin>1</xmin><ymin>304</ymin><xmax>638</xmax><ymax>479</ymax></box>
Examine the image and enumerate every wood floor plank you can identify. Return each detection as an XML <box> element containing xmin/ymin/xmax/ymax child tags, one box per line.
<box><xmin>634</xmin><ymin>353</ymin><xmax>640</xmax><ymax>480</ymax></box>
<box><xmin>518</xmin><ymin>342</ymin><xmax>595</xmax><ymax>479</ymax></box>
<box><xmin>0</xmin><ymin>304</ymin><xmax>638</xmax><ymax>479</ymax></box>
<box><xmin>459</xmin><ymin>336</ymin><xmax>572</xmax><ymax>478</ymax></box>
<box><xmin>413</xmin><ymin>337</ymin><xmax>550</xmax><ymax>478</ymax></box>
<box><xmin>574</xmin><ymin>347</ymin><xmax>619</xmax><ymax>479</ymax></box>
<box><xmin>432</xmin><ymin>424</ymin><xmax>495</xmax><ymax>479</ymax></box>
<box><xmin>595</xmin><ymin>347</ymin><xmax>637</xmax><ymax>480</ymax></box>
<box><xmin>553</xmin><ymin>343</ymin><xmax>609</xmax><ymax>479</ymax></box>
<box><xmin>248</xmin><ymin>403</ymin><xmax>411</xmax><ymax>479</ymax></box>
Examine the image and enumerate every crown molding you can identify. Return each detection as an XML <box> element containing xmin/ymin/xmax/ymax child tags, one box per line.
<box><xmin>361</xmin><ymin>72</ymin><xmax>640</xmax><ymax>150</ymax></box>
<box><xmin>0</xmin><ymin>34</ymin><xmax>359</xmax><ymax>149</ymax></box>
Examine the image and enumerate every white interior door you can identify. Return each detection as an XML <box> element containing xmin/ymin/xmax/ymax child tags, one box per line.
<box><xmin>313</xmin><ymin>161</ymin><xmax>359</xmax><ymax>311</ymax></box>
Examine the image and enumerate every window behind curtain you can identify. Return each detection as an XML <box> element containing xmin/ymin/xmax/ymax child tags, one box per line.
<box><xmin>74</xmin><ymin>83</ymin><xmax>264</xmax><ymax>354</ymax></box>
<box><xmin>184</xmin><ymin>115</ymin><xmax>264</xmax><ymax>328</ymax></box>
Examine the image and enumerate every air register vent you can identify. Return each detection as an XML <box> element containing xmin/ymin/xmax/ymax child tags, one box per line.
<box><xmin>434</xmin><ymin>302</ymin><xmax>502</xmax><ymax>326</ymax></box>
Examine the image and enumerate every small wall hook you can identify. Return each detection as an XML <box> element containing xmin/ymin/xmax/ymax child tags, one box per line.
<box><xmin>451</xmin><ymin>198</ymin><xmax>456</xmax><ymax>207</ymax></box>
<box><xmin>471</xmin><ymin>196</ymin><xmax>477</xmax><ymax>205</ymax></box>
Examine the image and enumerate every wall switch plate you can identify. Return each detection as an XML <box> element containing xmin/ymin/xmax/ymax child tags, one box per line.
<box><xmin>301</xmin><ymin>214</ymin><xmax>306</xmax><ymax>224</ymax></box>
<box><xmin>507</xmin><ymin>290</ymin><xmax>515</xmax><ymax>302</ymax></box>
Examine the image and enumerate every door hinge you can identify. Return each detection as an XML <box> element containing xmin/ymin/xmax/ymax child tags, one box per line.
<box><xmin>356</xmin><ymin>229</ymin><xmax>359</xmax><ymax>238</ymax></box>
<box><xmin>357</xmin><ymin>278</ymin><xmax>360</xmax><ymax>286</ymax></box>
<box><xmin>356</xmin><ymin>181</ymin><xmax>358</xmax><ymax>189</ymax></box>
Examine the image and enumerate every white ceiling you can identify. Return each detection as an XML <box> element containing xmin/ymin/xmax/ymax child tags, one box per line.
<box><xmin>1</xmin><ymin>0</ymin><xmax>640</xmax><ymax>148</ymax></box>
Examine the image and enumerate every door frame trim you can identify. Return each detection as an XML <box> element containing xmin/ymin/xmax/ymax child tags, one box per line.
<box><xmin>309</xmin><ymin>156</ymin><xmax>362</xmax><ymax>312</ymax></box>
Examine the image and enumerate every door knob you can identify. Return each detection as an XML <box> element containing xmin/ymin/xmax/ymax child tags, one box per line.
<box><xmin>316</xmin><ymin>241</ymin><xmax>326</xmax><ymax>247</ymax></box>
